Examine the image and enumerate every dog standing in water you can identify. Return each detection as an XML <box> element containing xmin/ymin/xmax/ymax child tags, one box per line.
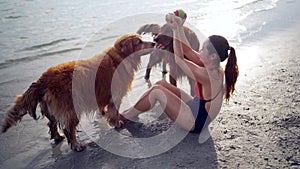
<box><xmin>1</xmin><ymin>34</ymin><xmax>154</xmax><ymax>151</ymax></box>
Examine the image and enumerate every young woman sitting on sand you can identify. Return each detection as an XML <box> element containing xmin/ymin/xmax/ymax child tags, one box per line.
<box><xmin>121</xmin><ymin>13</ymin><xmax>239</xmax><ymax>134</ymax></box>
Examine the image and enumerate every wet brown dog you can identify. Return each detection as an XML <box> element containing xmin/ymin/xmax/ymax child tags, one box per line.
<box><xmin>1</xmin><ymin>34</ymin><xmax>154</xmax><ymax>151</ymax></box>
<box><xmin>137</xmin><ymin>24</ymin><xmax>200</xmax><ymax>95</ymax></box>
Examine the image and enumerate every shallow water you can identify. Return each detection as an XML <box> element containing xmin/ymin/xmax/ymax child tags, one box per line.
<box><xmin>0</xmin><ymin>0</ymin><xmax>284</xmax><ymax>107</ymax></box>
<box><xmin>0</xmin><ymin>0</ymin><xmax>280</xmax><ymax>66</ymax></box>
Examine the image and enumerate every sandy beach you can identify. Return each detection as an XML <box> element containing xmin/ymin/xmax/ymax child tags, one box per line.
<box><xmin>210</xmin><ymin>23</ymin><xmax>300</xmax><ymax>168</ymax></box>
<box><xmin>47</xmin><ymin>23</ymin><xmax>300</xmax><ymax>169</ymax></box>
<box><xmin>1</xmin><ymin>24</ymin><xmax>299</xmax><ymax>169</ymax></box>
<box><xmin>1</xmin><ymin>21</ymin><xmax>298</xmax><ymax>169</ymax></box>
<box><xmin>0</xmin><ymin>0</ymin><xmax>300</xmax><ymax>168</ymax></box>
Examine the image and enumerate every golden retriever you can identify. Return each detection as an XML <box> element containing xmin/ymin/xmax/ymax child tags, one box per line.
<box><xmin>1</xmin><ymin>34</ymin><xmax>154</xmax><ymax>151</ymax></box>
<box><xmin>137</xmin><ymin>24</ymin><xmax>200</xmax><ymax>95</ymax></box>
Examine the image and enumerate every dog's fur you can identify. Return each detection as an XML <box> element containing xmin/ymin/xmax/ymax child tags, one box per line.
<box><xmin>137</xmin><ymin>24</ymin><xmax>200</xmax><ymax>95</ymax></box>
<box><xmin>1</xmin><ymin>34</ymin><xmax>154</xmax><ymax>151</ymax></box>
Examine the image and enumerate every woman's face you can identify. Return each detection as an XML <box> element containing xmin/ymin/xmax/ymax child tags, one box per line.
<box><xmin>199</xmin><ymin>40</ymin><xmax>212</xmax><ymax>64</ymax></box>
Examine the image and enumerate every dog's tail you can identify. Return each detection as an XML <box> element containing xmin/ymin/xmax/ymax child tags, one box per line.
<box><xmin>2</xmin><ymin>81</ymin><xmax>43</xmax><ymax>133</ymax></box>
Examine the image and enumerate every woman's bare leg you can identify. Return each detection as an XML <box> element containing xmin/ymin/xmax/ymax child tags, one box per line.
<box><xmin>122</xmin><ymin>84</ymin><xmax>195</xmax><ymax>131</ymax></box>
<box><xmin>155</xmin><ymin>80</ymin><xmax>193</xmax><ymax>103</ymax></box>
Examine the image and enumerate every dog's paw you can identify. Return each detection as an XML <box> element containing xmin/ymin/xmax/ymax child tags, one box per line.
<box><xmin>119</xmin><ymin>120</ymin><xmax>125</xmax><ymax>127</ymax></box>
<box><xmin>118</xmin><ymin>114</ymin><xmax>130</xmax><ymax>127</ymax></box>
<box><xmin>54</xmin><ymin>135</ymin><xmax>65</xmax><ymax>144</ymax></box>
<box><xmin>71</xmin><ymin>143</ymin><xmax>86</xmax><ymax>152</ymax></box>
<box><xmin>162</xmin><ymin>70</ymin><xmax>168</xmax><ymax>74</ymax></box>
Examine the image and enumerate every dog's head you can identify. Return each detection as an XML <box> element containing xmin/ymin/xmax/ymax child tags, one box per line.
<box><xmin>114</xmin><ymin>34</ymin><xmax>155</xmax><ymax>57</ymax></box>
<box><xmin>153</xmin><ymin>24</ymin><xmax>174</xmax><ymax>52</ymax></box>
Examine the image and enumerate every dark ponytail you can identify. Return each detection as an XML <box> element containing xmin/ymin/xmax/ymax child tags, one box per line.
<box><xmin>208</xmin><ymin>35</ymin><xmax>239</xmax><ymax>101</ymax></box>
<box><xmin>225</xmin><ymin>47</ymin><xmax>239</xmax><ymax>101</ymax></box>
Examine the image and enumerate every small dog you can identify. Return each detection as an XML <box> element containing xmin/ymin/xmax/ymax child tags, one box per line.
<box><xmin>1</xmin><ymin>34</ymin><xmax>154</xmax><ymax>151</ymax></box>
<box><xmin>137</xmin><ymin>23</ymin><xmax>200</xmax><ymax>95</ymax></box>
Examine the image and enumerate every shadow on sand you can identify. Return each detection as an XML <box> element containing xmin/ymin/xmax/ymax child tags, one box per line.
<box><xmin>25</xmin><ymin>120</ymin><xmax>218</xmax><ymax>169</ymax></box>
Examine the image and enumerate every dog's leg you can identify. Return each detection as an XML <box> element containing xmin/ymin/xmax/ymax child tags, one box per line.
<box><xmin>63</xmin><ymin>114</ymin><xmax>86</xmax><ymax>152</ymax></box>
<box><xmin>168</xmin><ymin>53</ymin><xmax>178</xmax><ymax>86</ymax></box>
<box><xmin>105</xmin><ymin>99</ymin><xmax>122</xmax><ymax>127</ymax></box>
<box><xmin>40</xmin><ymin>101</ymin><xmax>64</xmax><ymax>143</ymax></box>
<box><xmin>145</xmin><ymin>67</ymin><xmax>152</xmax><ymax>80</ymax></box>
<box><xmin>169</xmin><ymin>63</ymin><xmax>177</xmax><ymax>87</ymax></box>
<box><xmin>162</xmin><ymin>58</ymin><xmax>168</xmax><ymax>74</ymax></box>
<box><xmin>145</xmin><ymin>51</ymin><xmax>163</xmax><ymax>80</ymax></box>
<box><xmin>188</xmin><ymin>78</ymin><xmax>196</xmax><ymax>96</ymax></box>
<box><xmin>169</xmin><ymin>75</ymin><xmax>177</xmax><ymax>87</ymax></box>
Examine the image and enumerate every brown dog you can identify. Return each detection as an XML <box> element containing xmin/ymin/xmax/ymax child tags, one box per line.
<box><xmin>1</xmin><ymin>34</ymin><xmax>154</xmax><ymax>151</ymax></box>
<box><xmin>137</xmin><ymin>24</ymin><xmax>200</xmax><ymax>95</ymax></box>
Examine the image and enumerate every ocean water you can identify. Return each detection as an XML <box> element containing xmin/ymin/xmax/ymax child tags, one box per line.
<box><xmin>0</xmin><ymin>0</ymin><xmax>281</xmax><ymax>67</ymax></box>
<box><xmin>0</xmin><ymin>0</ymin><xmax>288</xmax><ymax>101</ymax></box>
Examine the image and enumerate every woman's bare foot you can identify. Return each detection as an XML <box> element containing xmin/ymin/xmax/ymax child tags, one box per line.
<box><xmin>119</xmin><ymin>107</ymin><xmax>142</xmax><ymax>126</ymax></box>
<box><xmin>119</xmin><ymin>113</ymin><xmax>129</xmax><ymax>123</ymax></box>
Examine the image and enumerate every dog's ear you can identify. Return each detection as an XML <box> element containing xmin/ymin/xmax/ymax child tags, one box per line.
<box><xmin>122</xmin><ymin>38</ymin><xmax>134</xmax><ymax>55</ymax></box>
<box><xmin>161</xmin><ymin>24</ymin><xmax>173</xmax><ymax>38</ymax></box>
<box><xmin>115</xmin><ymin>37</ymin><xmax>134</xmax><ymax>56</ymax></box>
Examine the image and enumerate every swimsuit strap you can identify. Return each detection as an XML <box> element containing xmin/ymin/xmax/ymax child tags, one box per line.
<box><xmin>204</xmin><ymin>84</ymin><xmax>223</xmax><ymax>102</ymax></box>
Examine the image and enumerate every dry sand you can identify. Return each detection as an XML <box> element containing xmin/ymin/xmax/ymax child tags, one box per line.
<box><xmin>209</xmin><ymin>23</ymin><xmax>300</xmax><ymax>168</ymax></box>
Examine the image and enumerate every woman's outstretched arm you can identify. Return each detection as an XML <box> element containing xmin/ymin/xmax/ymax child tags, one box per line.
<box><xmin>170</xmin><ymin>16</ymin><xmax>208</xmax><ymax>84</ymax></box>
<box><xmin>166</xmin><ymin>14</ymin><xmax>203</xmax><ymax>66</ymax></box>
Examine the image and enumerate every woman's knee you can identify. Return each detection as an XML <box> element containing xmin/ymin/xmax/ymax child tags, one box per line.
<box><xmin>149</xmin><ymin>85</ymin><xmax>168</xmax><ymax>106</ymax></box>
<box><xmin>147</xmin><ymin>85</ymin><xmax>162</xmax><ymax>103</ymax></box>
<box><xmin>155</xmin><ymin>80</ymin><xmax>169</xmax><ymax>87</ymax></box>
<box><xmin>151</xmin><ymin>83</ymin><xmax>163</xmax><ymax>92</ymax></box>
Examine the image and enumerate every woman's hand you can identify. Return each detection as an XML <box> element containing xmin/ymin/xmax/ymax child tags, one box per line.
<box><xmin>165</xmin><ymin>13</ymin><xmax>185</xmax><ymax>30</ymax></box>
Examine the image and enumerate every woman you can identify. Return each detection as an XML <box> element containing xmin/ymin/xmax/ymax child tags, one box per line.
<box><xmin>120</xmin><ymin>14</ymin><xmax>239</xmax><ymax>134</ymax></box>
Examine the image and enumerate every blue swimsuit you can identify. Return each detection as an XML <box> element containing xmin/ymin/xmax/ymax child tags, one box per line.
<box><xmin>187</xmin><ymin>97</ymin><xmax>211</xmax><ymax>133</ymax></box>
<box><xmin>187</xmin><ymin>82</ymin><xmax>221</xmax><ymax>133</ymax></box>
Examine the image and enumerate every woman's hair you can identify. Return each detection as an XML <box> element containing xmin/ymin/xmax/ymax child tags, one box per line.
<box><xmin>208</xmin><ymin>35</ymin><xmax>239</xmax><ymax>101</ymax></box>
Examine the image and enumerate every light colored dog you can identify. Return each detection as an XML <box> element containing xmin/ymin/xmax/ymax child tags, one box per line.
<box><xmin>2</xmin><ymin>34</ymin><xmax>154</xmax><ymax>151</ymax></box>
